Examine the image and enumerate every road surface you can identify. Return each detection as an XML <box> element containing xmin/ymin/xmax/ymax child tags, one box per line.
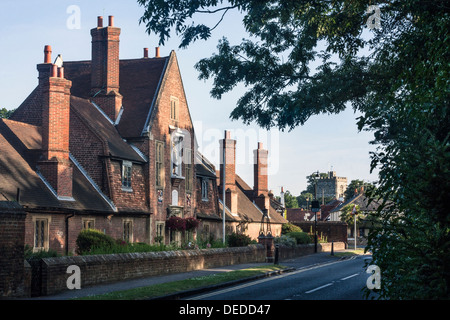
<box><xmin>186</xmin><ymin>255</ymin><xmax>377</xmax><ymax>300</ymax></box>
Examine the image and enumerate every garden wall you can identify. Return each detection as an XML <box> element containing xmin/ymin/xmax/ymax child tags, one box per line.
<box><xmin>276</xmin><ymin>242</ymin><xmax>346</xmax><ymax>261</ymax></box>
<box><xmin>39</xmin><ymin>245</ymin><xmax>266</xmax><ymax>296</ymax></box>
<box><xmin>0</xmin><ymin>201</ymin><xmax>30</xmax><ymax>298</ymax></box>
<box><xmin>33</xmin><ymin>241</ymin><xmax>346</xmax><ymax>296</ymax></box>
<box><xmin>292</xmin><ymin>221</ymin><xmax>348</xmax><ymax>243</ymax></box>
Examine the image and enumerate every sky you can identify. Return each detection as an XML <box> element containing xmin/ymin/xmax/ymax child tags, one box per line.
<box><xmin>0</xmin><ymin>0</ymin><xmax>379</xmax><ymax>196</ymax></box>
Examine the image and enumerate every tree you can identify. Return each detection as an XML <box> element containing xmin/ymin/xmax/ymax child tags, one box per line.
<box><xmin>305</xmin><ymin>172</ymin><xmax>327</xmax><ymax>195</ymax></box>
<box><xmin>297</xmin><ymin>191</ymin><xmax>313</xmax><ymax>209</ymax></box>
<box><xmin>0</xmin><ymin>108</ymin><xmax>14</xmax><ymax>119</ymax></box>
<box><xmin>340</xmin><ymin>204</ymin><xmax>363</xmax><ymax>228</ymax></box>
<box><xmin>283</xmin><ymin>190</ymin><xmax>298</xmax><ymax>209</ymax></box>
<box><xmin>138</xmin><ymin>0</ymin><xmax>450</xmax><ymax>299</ymax></box>
<box><xmin>344</xmin><ymin>179</ymin><xmax>365</xmax><ymax>201</ymax></box>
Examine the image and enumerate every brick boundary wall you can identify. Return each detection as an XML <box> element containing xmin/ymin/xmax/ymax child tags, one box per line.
<box><xmin>276</xmin><ymin>242</ymin><xmax>346</xmax><ymax>261</ymax></box>
<box><xmin>33</xmin><ymin>241</ymin><xmax>346</xmax><ymax>296</ymax></box>
<box><xmin>40</xmin><ymin>245</ymin><xmax>266</xmax><ymax>296</ymax></box>
<box><xmin>292</xmin><ymin>221</ymin><xmax>348</xmax><ymax>243</ymax></box>
<box><xmin>0</xmin><ymin>202</ymin><xmax>31</xmax><ymax>298</ymax></box>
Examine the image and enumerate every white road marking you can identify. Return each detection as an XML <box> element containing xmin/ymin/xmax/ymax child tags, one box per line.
<box><xmin>187</xmin><ymin>260</ymin><xmax>344</xmax><ymax>300</ymax></box>
<box><xmin>340</xmin><ymin>273</ymin><xmax>359</xmax><ymax>281</ymax></box>
<box><xmin>305</xmin><ymin>283</ymin><xmax>333</xmax><ymax>294</ymax></box>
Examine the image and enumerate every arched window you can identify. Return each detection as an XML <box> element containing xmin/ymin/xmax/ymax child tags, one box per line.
<box><xmin>172</xmin><ymin>189</ymin><xmax>178</xmax><ymax>206</ymax></box>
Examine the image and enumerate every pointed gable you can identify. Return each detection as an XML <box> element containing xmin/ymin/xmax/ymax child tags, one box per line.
<box><xmin>63</xmin><ymin>56</ymin><xmax>169</xmax><ymax>138</ymax></box>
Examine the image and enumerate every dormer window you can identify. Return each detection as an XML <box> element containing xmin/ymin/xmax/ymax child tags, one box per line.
<box><xmin>122</xmin><ymin>160</ymin><xmax>132</xmax><ymax>191</ymax></box>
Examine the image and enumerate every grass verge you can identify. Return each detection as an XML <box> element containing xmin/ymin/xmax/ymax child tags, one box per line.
<box><xmin>74</xmin><ymin>265</ymin><xmax>287</xmax><ymax>300</ymax></box>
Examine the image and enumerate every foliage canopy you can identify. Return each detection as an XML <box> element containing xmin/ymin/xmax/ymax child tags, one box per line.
<box><xmin>137</xmin><ymin>0</ymin><xmax>450</xmax><ymax>299</ymax></box>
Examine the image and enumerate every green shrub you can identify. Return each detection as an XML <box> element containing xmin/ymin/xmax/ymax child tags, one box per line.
<box><xmin>75</xmin><ymin>229</ymin><xmax>116</xmax><ymax>255</ymax></box>
<box><xmin>274</xmin><ymin>235</ymin><xmax>297</xmax><ymax>247</ymax></box>
<box><xmin>285</xmin><ymin>231</ymin><xmax>311</xmax><ymax>245</ymax></box>
<box><xmin>227</xmin><ymin>232</ymin><xmax>252</xmax><ymax>247</ymax></box>
<box><xmin>24</xmin><ymin>244</ymin><xmax>59</xmax><ymax>260</ymax></box>
<box><xmin>281</xmin><ymin>223</ymin><xmax>302</xmax><ymax>234</ymax></box>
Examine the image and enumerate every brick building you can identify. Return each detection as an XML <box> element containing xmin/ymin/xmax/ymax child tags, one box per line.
<box><xmin>0</xmin><ymin>16</ymin><xmax>286</xmax><ymax>254</ymax></box>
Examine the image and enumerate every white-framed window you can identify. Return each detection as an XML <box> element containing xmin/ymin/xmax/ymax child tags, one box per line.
<box><xmin>32</xmin><ymin>216</ymin><xmax>51</xmax><ymax>251</ymax></box>
<box><xmin>122</xmin><ymin>160</ymin><xmax>132</xmax><ymax>190</ymax></box>
<box><xmin>156</xmin><ymin>141</ymin><xmax>164</xmax><ymax>188</ymax></box>
<box><xmin>82</xmin><ymin>218</ymin><xmax>95</xmax><ymax>230</ymax></box>
<box><xmin>201</xmin><ymin>179</ymin><xmax>209</xmax><ymax>201</ymax></box>
<box><xmin>171</xmin><ymin>134</ymin><xmax>183</xmax><ymax>177</ymax></box>
<box><xmin>123</xmin><ymin>219</ymin><xmax>133</xmax><ymax>243</ymax></box>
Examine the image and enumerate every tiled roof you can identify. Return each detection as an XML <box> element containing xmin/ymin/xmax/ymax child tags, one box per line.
<box><xmin>0</xmin><ymin>119</ymin><xmax>115</xmax><ymax>213</ymax></box>
<box><xmin>63</xmin><ymin>56</ymin><xmax>169</xmax><ymax>138</ymax></box>
<box><xmin>330</xmin><ymin>193</ymin><xmax>383</xmax><ymax>213</ymax></box>
<box><xmin>70</xmin><ymin>96</ymin><xmax>145</xmax><ymax>162</ymax></box>
<box><xmin>320</xmin><ymin>199</ymin><xmax>343</xmax><ymax>220</ymax></box>
<box><xmin>214</xmin><ymin>171</ymin><xmax>287</xmax><ymax>225</ymax></box>
<box><xmin>286</xmin><ymin>208</ymin><xmax>317</xmax><ymax>222</ymax></box>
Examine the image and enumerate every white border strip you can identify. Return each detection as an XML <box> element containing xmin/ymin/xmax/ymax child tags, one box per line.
<box><xmin>91</xmin><ymin>101</ymin><xmax>114</xmax><ymax>125</ymax></box>
<box><xmin>36</xmin><ymin>170</ymin><xmax>75</xmax><ymax>202</ymax></box>
<box><xmin>130</xmin><ymin>144</ymin><xmax>148</xmax><ymax>162</ymax></box>
<box><xmin>70</xmin><ymin>153</ymin><xmax>117</xmax><ymax>212</ymax></box>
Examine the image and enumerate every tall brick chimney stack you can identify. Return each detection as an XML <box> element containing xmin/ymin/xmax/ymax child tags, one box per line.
<box><xmin>254</xmin><ymin>142</ymin><xmax>269</xmax><ymax>211</ymax></box>
<box><xmin>38</xmin><ymin>46</ymin><xmax>73</xmax><ymax>199</ymax></box>
<box><xmin>220</xmin><ymin>131</ymin><xmax>237</xmax><ymax>214</ymax></box>
<box><xmin>37</xmin><ymin>45</ymin><xmax>53</xmax><ymax>86</ymax></box>
<box><xmin>90</xmin><ymin>15</ymin><xmax>122</xmax><ymax>122</ymax></box>
<box><xmin>254</xmin><ymin>142</ymin><xmax>268</xmax><ymax>197</ymax></box>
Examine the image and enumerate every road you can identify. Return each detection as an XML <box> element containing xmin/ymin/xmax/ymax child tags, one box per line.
<box><xmin>186</xmin><ymin>255</ymin><xmax>378</xmax><ymax>300</ymax></box>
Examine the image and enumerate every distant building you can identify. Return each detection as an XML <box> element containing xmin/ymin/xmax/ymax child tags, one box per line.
<box><xmin>316</xmin><ymin>171</ymin><xmax>347</xmax><ymax>200</ymax></box>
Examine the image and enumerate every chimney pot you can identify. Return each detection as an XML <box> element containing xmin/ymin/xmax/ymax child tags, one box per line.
<box><xmin>155</xmin><ymin>47</ymin><xmax>160</xmax><ymax>58</ymax></box>
<box><xmin>144</xmin><ymin>48</ymin><xmax>149</xmax><ymax>58</ymax></box>
<box><xmin>44</xmin><ymin>45</ymin><xmax>52</xmax><ymax>64</ymax></box>
<box><xmin>97</xmin><ymin>16</ymin><xmax>103</xmax><ymax>28</ymax></box>
<box><xmin>109</xmin><ymin>16</ymin><xmax>114</xmax><ymax>27</ymax></box>
<box><xmin>51</xmin><ymin>64</ymin><xmax>58</xmax><ymax>78</ymax></box>
<box><xmin>225</xmin><ymin>130</ymin><xmax>230</xmax><ymax>139</ymax></box>
<box><xmin>58</xmin><ymin>67</ymin><xmax>64</xmax><ymax>79</ymax></box>
<box><xmin>258</xmin><ymin>142</ymin><xmax>263</xmax><ymax>149</ymax></box>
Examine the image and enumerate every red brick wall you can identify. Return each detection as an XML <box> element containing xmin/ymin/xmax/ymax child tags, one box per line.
<box><xmin>24</xmin><ymin>212</ymin><xmax>150</xmax><ymax>255</ymax></box>
<box><xmin>195</xmin><ymin>177</ymin><xmax>219</xmax><ymax>216</ymax></box>
<box><xmin>276</xmin><ymin>242</ymin><xmax>346</xmax><ymax>261</ymax></box>
<box><xmin>39</xmin><ymin>245</ymin><xmax>266</xmax><ymax>296</ymax></box>
<box><xmin>146</xmin><ymin>53</ymin><xmax>196</xmax><ymax>243</ymax></box>
<box><xmin>107</xmin><ymin>160</ymin><xmax>148</xmax><ymax>212</ymax></box>
<box><xmin>292</xmin><ymin>221</ymin><xmax>348</xmax><ymax>243</ymax></box>
<box><xmin>69</xmin><ymin>109</ymin><xmax>106</xmax><ymax>192</ymax></box>
<box><xmin>0</xmin><ymin>203</ymin><xmax>28</xmax><ymax>297</ymax></box>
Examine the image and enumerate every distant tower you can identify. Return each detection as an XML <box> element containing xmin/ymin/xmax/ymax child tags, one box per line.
<box><xmin>280</xmin><ymin>187</ymin><xmax>285</xmax><ymax>208</ymax></box>
<box><xmin>316</xmin><ymin>171</ymin><xmax>347</xmax><ymax>200</ymax></box>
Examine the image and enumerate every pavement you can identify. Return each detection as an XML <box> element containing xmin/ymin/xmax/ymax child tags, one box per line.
<box><xmin>27</xmin><ymin>249</ymin><xmax>364</xmax><ymax>300</ymax></box>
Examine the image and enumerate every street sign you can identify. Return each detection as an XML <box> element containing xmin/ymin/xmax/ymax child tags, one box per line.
<box><xmin>311</xmin><ymin>200</ymin><xmax>320</xmax><ymax>212</ymax></box>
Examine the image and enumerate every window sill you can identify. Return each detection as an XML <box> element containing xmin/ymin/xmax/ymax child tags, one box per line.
<box><xmin>121</xmin><ymin>187</ymin><xmax>133</xmax><ymax>193</ymax></box>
